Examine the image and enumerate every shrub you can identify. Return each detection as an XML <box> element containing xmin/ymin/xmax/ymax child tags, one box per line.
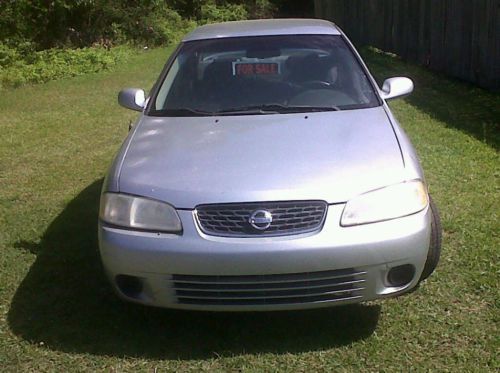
<box><xmin>246</xmin><ymin>0</ymin><xmax>276</xmax><ymax>18</ymax></box>
<box><xmin>199</xmin><ymin>3</ymin><xmax>248</xmax><ymax>25</ymax></box>
<box><xmin>0</xmin><ymin>46</ymin><xmax>131</xmax><ymax>88</ymax></box>
<box><xmin>0</xmin><ymin>1</ymin><xmax>196</xmax><ymax>88</ymax></box>
<box><xmin>0</xmin><ymin>1</ymin><xmax>195</xmax><ymax>49</ymax></box>
<box><xmin>97</xmin><ymin>3</ymin><xmax>196</xmax><ymax>47</ymax></box>
<box><xmin>0</xmin><ymin>43</ymin><xmax>20</xmax><ymax>67</ymax></box>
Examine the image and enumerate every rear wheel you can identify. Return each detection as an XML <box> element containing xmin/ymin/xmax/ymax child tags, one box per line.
<box><xmin>419</xmin><ymin>195</ymin><xmax>442</xmax><ymax>281</ymax></box>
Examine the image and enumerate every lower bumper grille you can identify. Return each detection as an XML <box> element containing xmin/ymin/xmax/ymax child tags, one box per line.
<box><xmin>172</xmin><ymin>268</ymin><xmax>366</xmax><ymax>306</ymax></box>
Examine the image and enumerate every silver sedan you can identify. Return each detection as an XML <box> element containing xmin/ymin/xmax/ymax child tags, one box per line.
<box><xmin>99</xmin><ymin>19</ymin><xmax>441</xmax><ymax>311</ymax></box>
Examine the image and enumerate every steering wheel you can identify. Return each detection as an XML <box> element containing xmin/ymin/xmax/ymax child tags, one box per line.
<box><xmin>301</xmin><ymin>80</ymin><xmax>332</xmax><ymax>89</ymax></box>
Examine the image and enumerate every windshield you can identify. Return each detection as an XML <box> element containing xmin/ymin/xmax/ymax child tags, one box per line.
<box><xmin>150</xmin><ymin>35</ymin><xmax>380</xmax><ymax>116</ymax></box>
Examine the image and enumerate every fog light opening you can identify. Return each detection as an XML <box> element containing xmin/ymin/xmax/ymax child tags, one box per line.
<box><xmin>116</xmin><ymin>275</ymin><xmax>144</xmax><ymax>298</ymax></box>
<box><xmin>387</xmin><ymin>264</ymin><xmax>415</xmax><ymax>287</ymax></box>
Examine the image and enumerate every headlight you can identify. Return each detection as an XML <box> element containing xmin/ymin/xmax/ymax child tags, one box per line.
<box><xmin>341</xmin><ymin>180</ymin><xmax>428</xmax><ymax>226</ymax></box>
<box><xmin>99</xmin><ymin>193</ymin><xmax>182</xmax><ymax>233</ymax></box>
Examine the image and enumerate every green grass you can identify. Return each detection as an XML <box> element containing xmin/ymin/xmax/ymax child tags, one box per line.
<box><xmin>0</xmin><ymin>46</ymin><xmax>499</xmax><ymax>371</ymax></box>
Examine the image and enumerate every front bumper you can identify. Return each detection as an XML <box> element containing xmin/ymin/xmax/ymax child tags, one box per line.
<box><xmin>98</xmin><ymin>204</ymin><xmax>431</xmax><ymax>311</ymax></box>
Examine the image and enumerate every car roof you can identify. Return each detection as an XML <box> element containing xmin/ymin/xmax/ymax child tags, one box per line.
<box><xmin>183</xmin><ymin>19</ymin><xmax>341</xmax><ymax>42</ymax></box>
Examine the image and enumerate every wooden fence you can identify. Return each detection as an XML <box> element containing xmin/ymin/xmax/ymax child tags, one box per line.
<box><xmin>314</xmin><ymin>0</ymin><xmax>500</xmax><ymax>90</ymax></box>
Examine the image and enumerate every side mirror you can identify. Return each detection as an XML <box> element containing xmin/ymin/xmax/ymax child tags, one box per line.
<box><xmin>118</xmin><ymin>88</ymin><xmax>146</xmax><ymax>111</ymax></box>
<box><xmin>380</xmin><ymin>77</ymin><xmax>413</xmax><ymax>100</ymax></box>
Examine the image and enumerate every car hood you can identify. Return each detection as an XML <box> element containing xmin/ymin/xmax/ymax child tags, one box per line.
<box><xmin>118</xmin><ymin>107</ymin><xmax>405</xmax><ymax>208</ymax></box>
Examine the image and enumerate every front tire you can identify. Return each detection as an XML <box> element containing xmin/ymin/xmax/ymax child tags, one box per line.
<box><xmin>419</xmin><ymin>195</ymin><xmax>442</xmax><ymax>281</ymax></box>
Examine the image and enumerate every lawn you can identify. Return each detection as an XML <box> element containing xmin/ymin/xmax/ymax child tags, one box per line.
<box><xmin>0</xmin><ymin>46</ymin><xmax>498</xmax><ymax>371</ymax></box>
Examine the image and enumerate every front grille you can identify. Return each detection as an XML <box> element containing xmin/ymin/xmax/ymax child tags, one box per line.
<box><xmin>172</xmin><ymin>268</ymin><xmax>366</xmax><ymax>306</ymax></box>
<box><xmin>195</xmin><ymin>201</ymin><xmax>327</xmax><ymax>237</ymax></box>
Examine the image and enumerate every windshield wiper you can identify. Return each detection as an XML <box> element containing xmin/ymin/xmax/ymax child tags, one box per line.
<box><xmin>151</xmin><ymin>107</ymin><xmax>216</xmax><ymax>117</ymax></box>
<box><xmin>289</xmin><ymin>105</ymin><xmax>341</xmax><ymax>112</ymax></box>
<box><xmin>216</xmin><ymin>104</ymin><xmax>284</xmax><ymax>115</ymax></box>
<box><xmin>151</xmin><ymin>105</ymin><xmax>342</xmax><ymax>117</ymax></box>
<box><xmin>216</xmin><ymin>104</ymin><xmax>340</xmax><ymax>115</ymax></box>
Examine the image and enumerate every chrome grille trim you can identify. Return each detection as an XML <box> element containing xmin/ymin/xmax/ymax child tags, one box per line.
<box><xmin>176</xmin><ymin>288</ymin><xmax>365</xmax><ymax>300</ymax></box>
<box><xmin>172</xmin><ymin>268</ymin><xmax>366</xmax><ymax>306</ymax></box>
<box><xmin>177</xmin><ymin>295</ymin><xmax>363</xmax><ymax>306</ymax></box>
<box><xmin>195</xmin><ymin>200</ymin><xmax>328</xmax><ymax>237</ymax></box>
<box><xmin>173</xmin><ymin>279</ymin><xmax>365</xmax><ymax>292</ymax></box>
<box><xmin>173</xmin><ymin>270</ymin><xmax>367</xmax><ymax>285</ymax></box>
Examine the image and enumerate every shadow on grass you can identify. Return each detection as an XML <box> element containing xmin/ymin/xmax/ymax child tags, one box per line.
<box><xmin>360</xmin><ymin>47</ymin><xmax>500</xmax><ymax>150</ymax></box>
<box><xmin>8</xmin><ymin>179</ymin><xmax>379</xmax><ymax>360</ymax></box>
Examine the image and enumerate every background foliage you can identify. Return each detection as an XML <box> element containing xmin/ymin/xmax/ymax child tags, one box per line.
<box><xmin>0</xmin><ymin>0</ymin><xmax>311</xmax><ymax>49</ymax></box>
<box><xmin>0</xmin><ymin>0</ymin><xmax>314</xmax><ymax>88</ymax></box>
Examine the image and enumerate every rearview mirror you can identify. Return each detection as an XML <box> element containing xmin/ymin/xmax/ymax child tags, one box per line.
<box><xmin>380</xmin><ymin>77</ymin><xmax>413</xmax><ymax>100</ymax></box>
<box><xmin>118</xmin><ymin>88</ymin><xmax>146</xmax><ymax>111</ymax></box>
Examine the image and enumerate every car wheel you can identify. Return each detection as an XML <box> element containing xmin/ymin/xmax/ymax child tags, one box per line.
<box><xmin>419</xmin><ymin>195</ymin><xmax>442</xmax><ymax>281</ymax></box>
